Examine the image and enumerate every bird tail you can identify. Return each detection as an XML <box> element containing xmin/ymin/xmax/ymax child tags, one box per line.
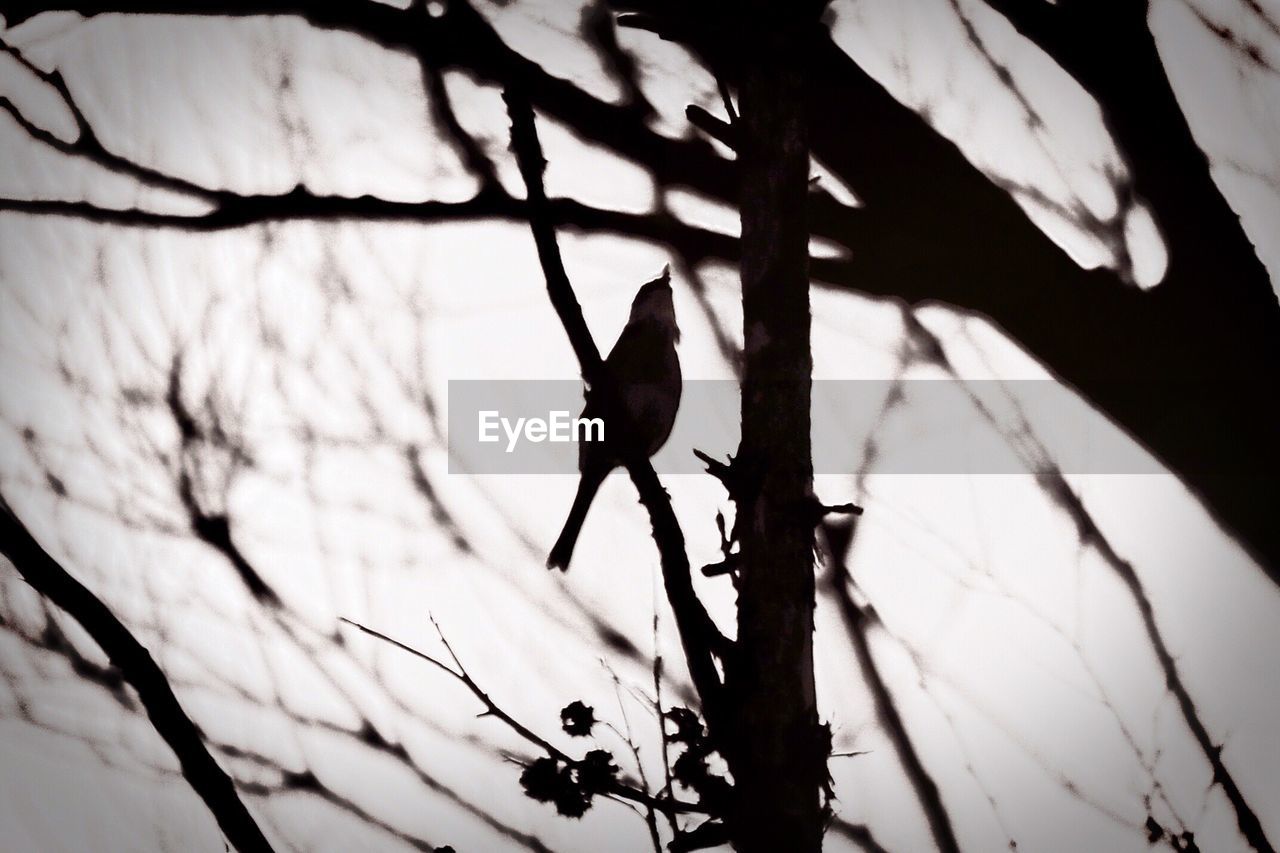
<box><xmin>548</xmin><ymin>468</ymin><xmax>606</xmax><ymax>571</ymax></box>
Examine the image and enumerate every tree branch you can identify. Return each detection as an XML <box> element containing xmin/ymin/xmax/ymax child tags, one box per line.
<box><xmin>1038</xmin><ymin>473</ymin><xmax>1277</xmax><ymax>853</ymax></box>
<box><xmin>803</xmin><ymin>35</ymin><xmax>1280</xmax><ymax>578</ymax></box>
<box><xmin>417</xmin><ymin>52</ymin><xmax>501</xmax><ymax>192</ymax></box>
<box><xmin>829</xmin><ymin>818</ymin><xmax>893</xmax><ymax>853</ymax></box>
<box><xmin>824</xmin><ymin>545</ymin><xmax>960</xmax><ymax>853</ymax></box>
<box><xmin>0</xmin><ymin>493</ymin><xmax>275</xmax><ymax>853</ymax></box>
<box><xmin>339</xmin><ymin>617</ymin><xmax>709</xmax><ymax>818</ymax></box>
<box><xmin>0</xmin><ymin>37</ymin><xmax>222</xmax><ymax>202</ymax></box>
<box><xmin>502</xmin><ymin>87</ymin><xmax>730</xmax><ymax>735</ymax></box>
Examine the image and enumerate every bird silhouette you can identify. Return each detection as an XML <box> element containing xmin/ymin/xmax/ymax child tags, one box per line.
<box><xmin>547</xmin><ymin>270</ymin><xmax>682</xmax><ymax>570</ymax></box>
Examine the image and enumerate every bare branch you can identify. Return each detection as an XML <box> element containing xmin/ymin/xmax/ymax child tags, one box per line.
<box><xmin>829</xmin><ymin>818</ymin><xmax>893</xmax><ymax>853</ymax></box>
<box><xmin>604</xmin><ymin>667</ymin><xmax>665</xmax><ymax>850</ymax></box>
<box><xmin>0</xmin><ymin>493</ymin><xmax>275</xmax><ymax>853</ymax></box>
<box><xmin>418</xmin><ymin>57</ymin><xmax>501</xmax><ymax>192</ymax></box>
<box><xmin>0</xmin><ymin>37</ymin><xmax>222</xmax><ymax>201</ymax></box>
<box><xmin>339</xmin><ymin>617</ymin><xmax>710</xmax><ymax>818</ymax></box>
<box><xmin>0</xmin><ymin>188</ymin><xmax>744</xmax><ymax>263</ymax></box>
<box><xmin>502</xmin><ymin>88</ymin><xmax>731</xmax><ymax>733</ymax></box>
<box><xmin>341</xmin><ymin>615</ymin><xmax>563</xmax><ymax>758</ymax></box>
<box><xmin>581</xmin><ymin>0</ymin><xmax>654</xmax><ymax>118</ymax></box>
<box><xmin>651</xmin><ymin>609</ymin><xmax>677</xmax><ymax>818</ymax></box>
<box><xmin>824</xmin><ymin>547</ymin><xmax>961</xmax><ymax>853</ymax></box>
<box><xmin>685</xmin><ymin>105</ymin><xmax>737</xmax><ymax>150</ymax></box>
<box><xmin>1038</xmin><ymin>474</ymin><xmax>1277</xmax><ymax>853</ymax></box>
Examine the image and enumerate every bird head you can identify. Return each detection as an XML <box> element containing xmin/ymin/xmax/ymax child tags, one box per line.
<box><xmin>627</xmin><ymin>267</ymin><xmax>680</xmax><ymax>342</ymax></box>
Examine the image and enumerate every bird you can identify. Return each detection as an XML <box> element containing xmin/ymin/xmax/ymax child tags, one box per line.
<box><xmin>547</xmin><ymin>270</ymin><xmax>682</xmax><ymax>571</ymax></box>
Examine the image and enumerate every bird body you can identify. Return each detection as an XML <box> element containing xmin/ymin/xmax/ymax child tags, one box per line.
<box><xmin>547</xmin><ymin>272</ymin><xmax>681</xmax><ymax>570</ymax></box>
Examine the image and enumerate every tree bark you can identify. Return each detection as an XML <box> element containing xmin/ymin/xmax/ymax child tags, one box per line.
<box><xmin>727</xmin><ymin>6</ymin><xmax>826</xmax><ymax>851</ymax></box>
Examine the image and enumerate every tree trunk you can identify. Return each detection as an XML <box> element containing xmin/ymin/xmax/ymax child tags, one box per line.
<box><xmin>727</xmin><ymin>7</ymin><xmax>826</xmax><ymax>851</ymax></box>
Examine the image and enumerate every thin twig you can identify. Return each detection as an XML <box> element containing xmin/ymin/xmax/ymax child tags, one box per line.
<box><xmin>605</xmin><ymin>666</ymin><xmax>664</xmax><ymax>852</ymax></box>
<box><xmin>652</xmin><ymin>605</ymin><xmax>676</xmax><ymax>817</ymax></box>
<box><xmin>339</xmin><ymin>617</ymin><xmax>710</xmax><ymax>817</ymax></box>
<box><xmin>342</xmin><ymin>616</ymin><xmax>566</xmax><ymax>760</ymax></box>
<box><xmin>0</xmin><ymin>37</ymin><xmax>222</xmax><ymax>201</ymax></box>
<box><xmin>825</xmin><ymin>565</ymin><xmax>961</xmax><ymax>853</ymax></box>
